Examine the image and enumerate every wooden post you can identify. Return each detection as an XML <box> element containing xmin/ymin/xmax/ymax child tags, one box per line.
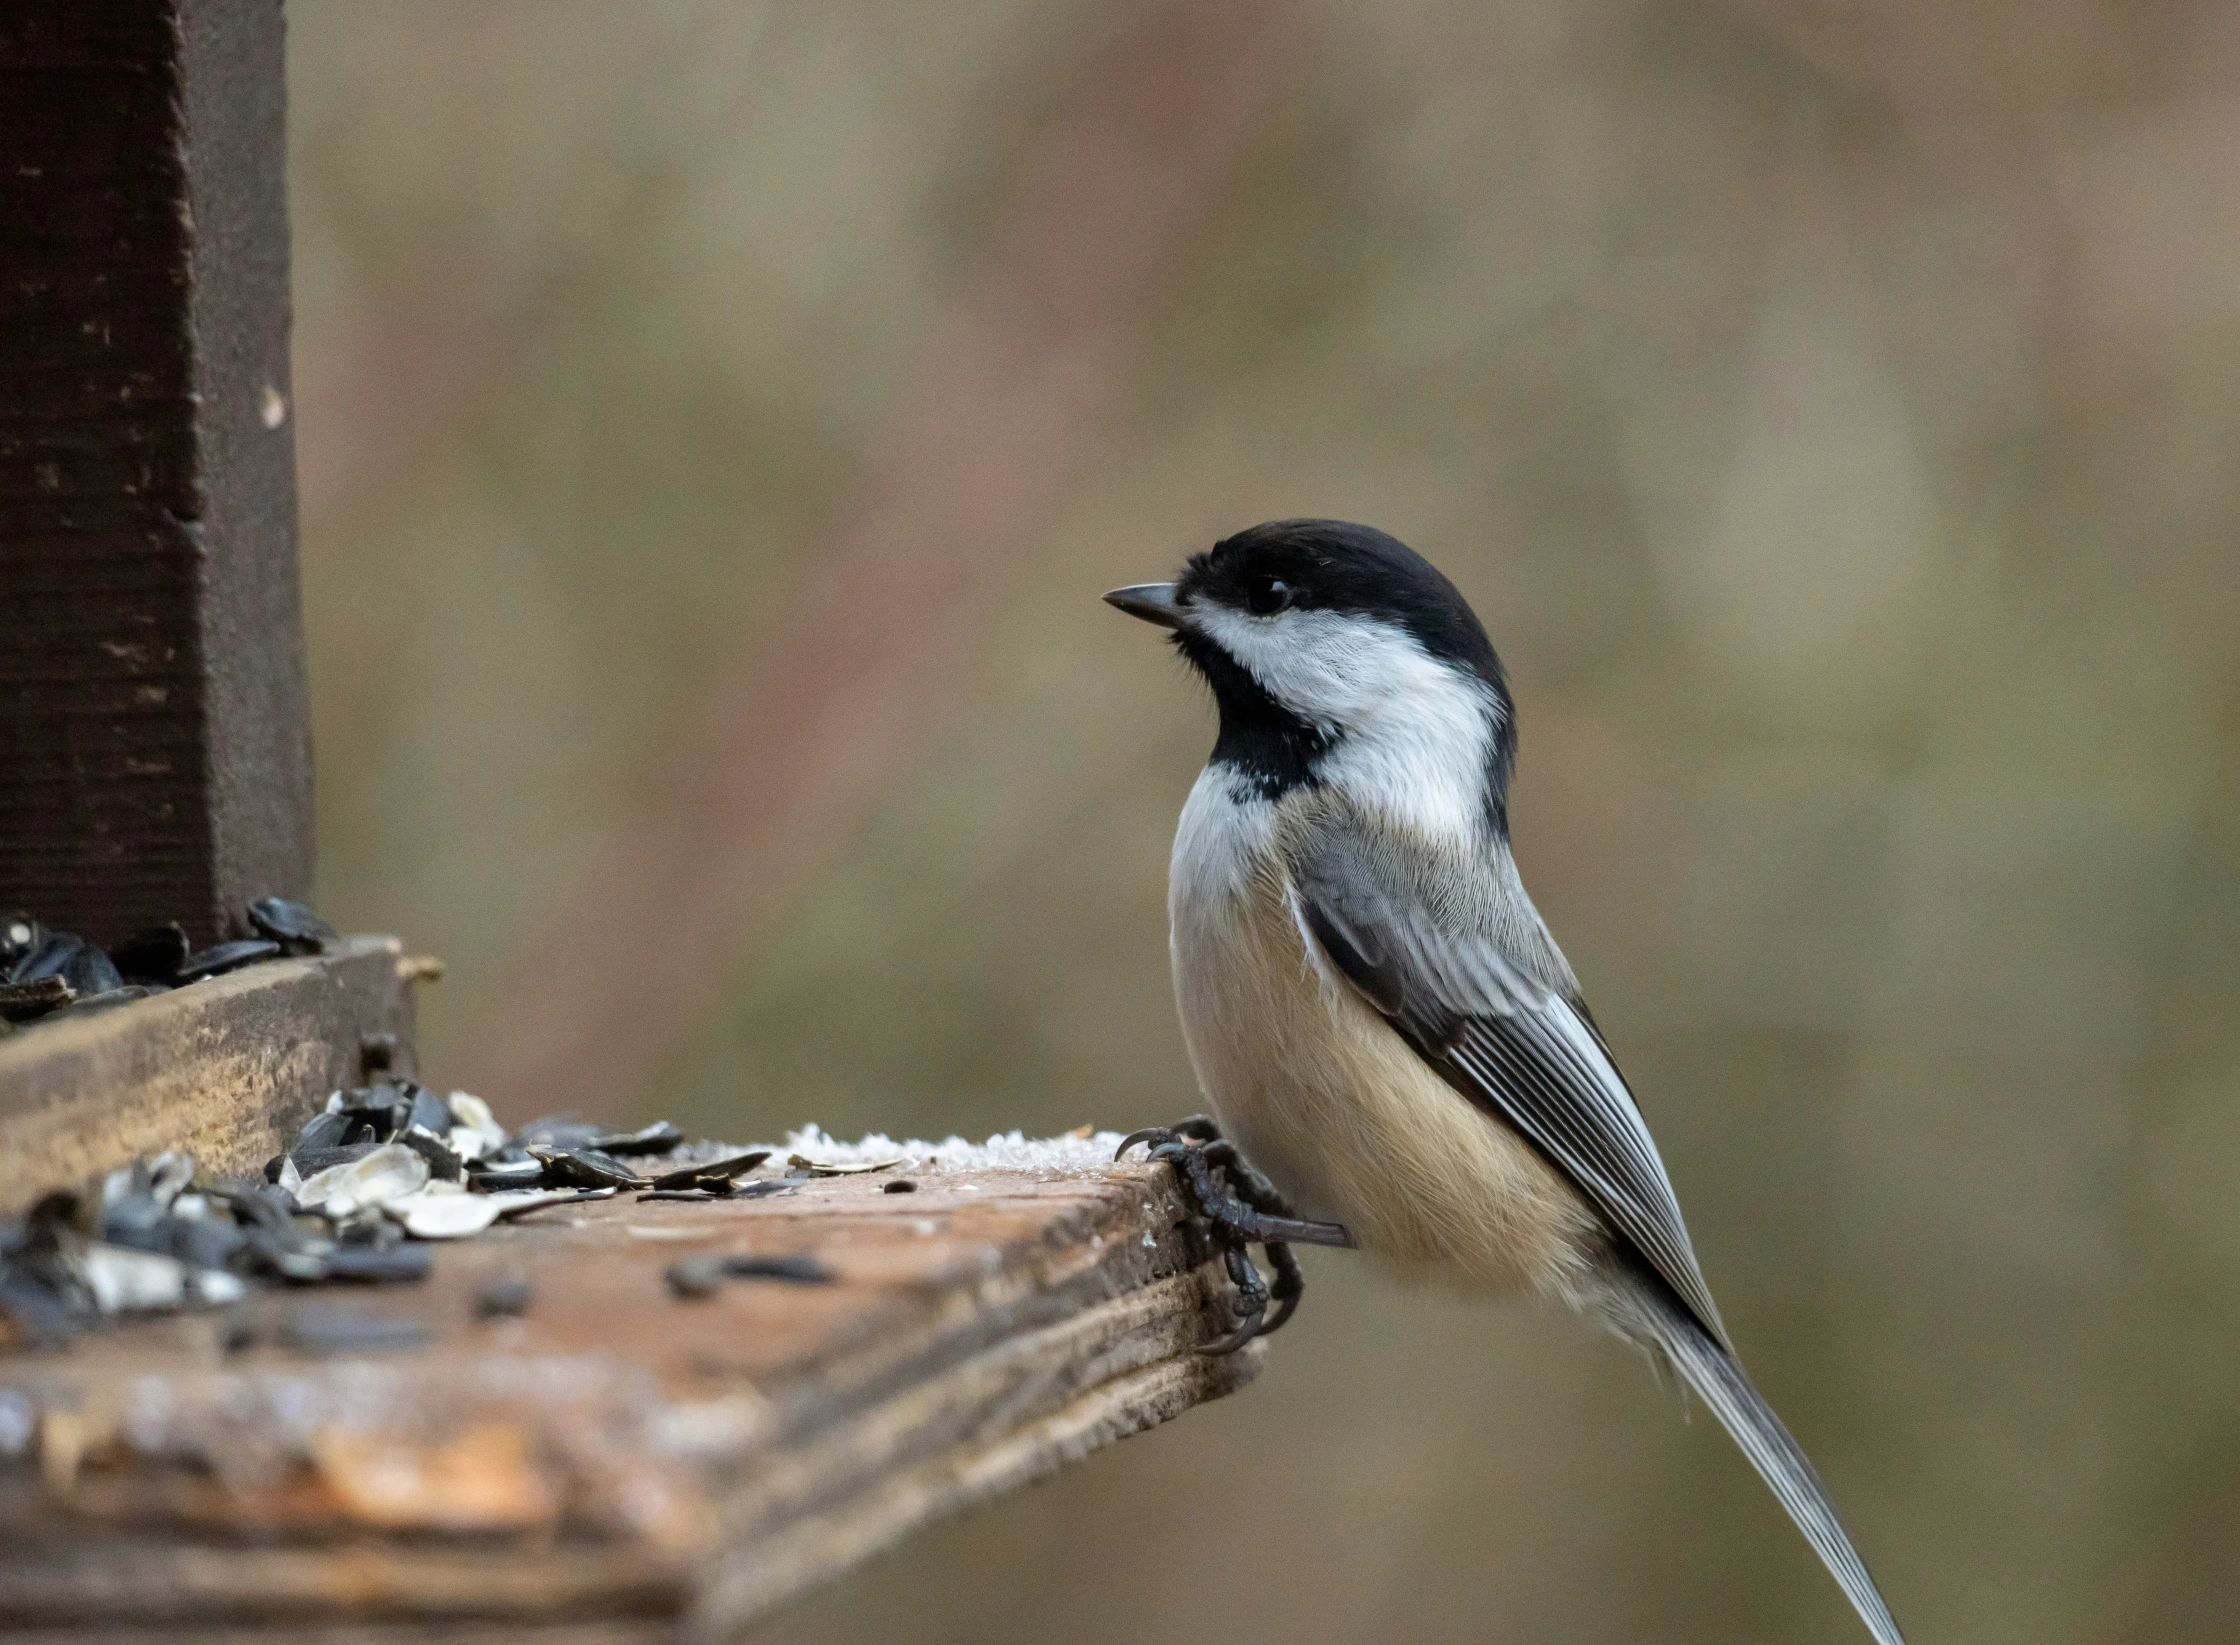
<box><xmin>0</xmin><ymin>0</ymin><xmax>311</xmax><ymax>948</ymax></box>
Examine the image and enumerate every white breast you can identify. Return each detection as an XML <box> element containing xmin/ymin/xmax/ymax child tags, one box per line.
<box><xmin>1165</xmin><ymin>764</ymin><xmax>1600</xmax><ymax>1296</ymax></box>
<box><xmin>1169</xmin><ymin>766</ymin><xmax>1278</xmax><ymax>912</ymax></box>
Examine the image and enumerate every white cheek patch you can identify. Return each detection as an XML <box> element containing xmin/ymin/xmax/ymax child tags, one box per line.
<box><xmin>1189</xmin><ymin>605</ymin><xmax>1503</xmax><ymax>842</ymax></box>
<box><xmin>1190</xmin><ymin>607</ymin><xmax>1415</xmax><ymax>733</ymax></box>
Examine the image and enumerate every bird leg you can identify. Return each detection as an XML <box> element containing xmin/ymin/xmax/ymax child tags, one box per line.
<box><xmin>1116</xmin><ymin>1116</ymin><xmax>1348</xmax><ymax>1353</ymax></box>
<box><xmin>1116</xmin><ymin>1118</ymin><xmax>1354</xmax><ymax>1248</ymax></box>
<box><xmin>1198</xmin><ymin>1245</ymin><xmax>1270</xmax><ymax>1355</ymax></box>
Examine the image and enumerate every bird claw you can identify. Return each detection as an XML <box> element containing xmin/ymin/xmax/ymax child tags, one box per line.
<box><xmin>1195</xmin><ymin>1245</ymin><xmax>1270</xmax><ymax>1355</ymax></box>
<box><xmin>1118</xmin><ymin>1116</ymin><xmax>1342</xmax><ymax>1354</ymax></box>
<box><xmin>1116</xmin><ymin>1114</ymin><xmax>1221</xmax><ymax>1161</ymax></box>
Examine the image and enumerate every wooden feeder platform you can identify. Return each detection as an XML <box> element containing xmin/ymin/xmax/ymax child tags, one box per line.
<box><xmin>0</xmin><ymin>1136</ymin><xmax>1252</xmax><ymax>1642</ymax></box>
<box><xmin>0</xmin><ymin>947</ymin><xmax>1258</xmax><ymax>1639</ymax></box>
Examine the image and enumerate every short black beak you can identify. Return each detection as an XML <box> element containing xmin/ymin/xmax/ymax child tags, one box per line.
<box><xmin>1103</xmin><ymin>582</ymin><xmax>1183</xmax><ymax>630</ymax></box>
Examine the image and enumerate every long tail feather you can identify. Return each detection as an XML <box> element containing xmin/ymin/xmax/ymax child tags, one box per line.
<box><xmin>1635</xmin><ymin>1282</ymin><xmax>1907</xmax><ymax>1645</ymax></box>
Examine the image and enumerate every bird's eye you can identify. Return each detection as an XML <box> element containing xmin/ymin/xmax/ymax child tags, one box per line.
<box><xmin>1245</xmin><ymin>575</ymin><xmax>1294</xmax><ymax>616</ymax></box>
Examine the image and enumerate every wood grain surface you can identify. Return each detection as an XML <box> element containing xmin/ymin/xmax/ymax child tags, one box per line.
<box><xmin>0</xmin><ymin>1154</ymin><xmax>1259</xmax><ymax>1641</ymax></box>
<box><xmin>0</xmin><ymin>0</ymin><xmax>313</xmax><ymax>946</ymax></box>
<box><xmin>0</xmin><ymin>937</ymin><xmax>418</xmax><ymax>1211</ymax></box>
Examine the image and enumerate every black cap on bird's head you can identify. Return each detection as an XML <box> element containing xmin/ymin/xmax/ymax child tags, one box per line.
<box><xmin>1106</xmin><ymin>520</ymin><xmax>1516</xmax><ymax>826</ymax></box>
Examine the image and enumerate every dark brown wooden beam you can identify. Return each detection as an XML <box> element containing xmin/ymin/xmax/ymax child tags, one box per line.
<box><xmin>0</xmin><ymin>0</ymin><xmax>311</xmax><ymax>947</ymax></box>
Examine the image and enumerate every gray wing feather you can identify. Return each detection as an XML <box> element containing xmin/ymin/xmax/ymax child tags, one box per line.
<box><xmin>1299</xmin><ymin>838</ymin><xmax>1908</xmax><ymax>1645</ymax></box>
<box><xmin>1289</xmin><ymin>821</ymin><xmax>1907</xmax><ymax>1644</ymax></box>
<box><xmin>1290</xmin><ymin>830</ymin><xmax>1731</xmax><ymax>1348</ymax></box>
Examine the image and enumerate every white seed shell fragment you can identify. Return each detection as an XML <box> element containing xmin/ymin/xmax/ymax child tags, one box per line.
<box><xmin>388</xmin><ymin>1189</ymin><xmax>502</xmax><ymax>1240</ymax></box>
<box><xmin>294</xmin><ymin>1143</ymin><xmax>429</xmax><ymax>1217</ymax></box>
<box><xmin>192</xmin><ymin>1269</ymin><xmax>248</xmax><ymax>1305</ymax></box>
<box><xmin>785</xmin><ymin>1153</ymin><xmax>906</xmax><ymax>1176</ymax></box>
<box><xmin>146</xmin><ymin>1151</ymin><xmax>195</xmax><ymax>1206</ymax></box>
<box><xmin>100</xmin><ymin>1166</ymin><xmax>136</xmax><ymax>1211</ymax></box>
<box><xmin>80</xmin><ymin>1244</ymin><xmax>189</xmax><ymax>1313</ymax></box>
<box><xmin>443</xmin><ymin>1090</ymin><xmax>508</xmax><ymax>1162</ymax></box>
<box><xmin>478</xmin><ymin>1189</ymin><xmax>575</xmax><ymax>1218</ymax></box>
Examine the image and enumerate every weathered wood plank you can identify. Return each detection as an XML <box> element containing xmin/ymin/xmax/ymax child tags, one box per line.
<box><xmin>0</xmin><ymin>0</ymin><xmax>310</xmax><ymax>946</ymax></box>
<box><xmin>0</xmin><ymin>1158</ymin><xmax>1253</xmax><ymax>1640</ymax></box>
<box><xmin>0</xmin><ymin>937</ymin><xmax>417</xmax><ymax>1207</ymax></box>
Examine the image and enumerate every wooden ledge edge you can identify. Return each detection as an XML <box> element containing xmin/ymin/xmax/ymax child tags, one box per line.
<box><xmin>694</xmin><ymin>1306</ymin><xmax>1261</xmax><ymax>1638</ymax></box>
<box><xmin>0</xmin><ymin>936</ymin><xmax>418</xmax><ymax>1206</ymax></box>
<box><xmin>0</xmin><ymin>1237</ymin><xmax>1267</xmax><ymax>1639</ymax></box>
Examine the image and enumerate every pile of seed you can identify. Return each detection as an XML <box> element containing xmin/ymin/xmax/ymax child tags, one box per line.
<box><xmin>0</xmin><ymin>1079</ymin><xmax>902</xmax><ymax>1348</ymax></box>
<box><xmin>0</xmin><ymin>897</ymin><xmax>335</xmax><ymax>1031</ymax></box>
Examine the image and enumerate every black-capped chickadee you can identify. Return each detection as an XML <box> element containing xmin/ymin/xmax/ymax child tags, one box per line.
<box><xmin>1107</xmin><ymin>519</ymin><xmax>1904</xmax><ymax>1645</ymax></box>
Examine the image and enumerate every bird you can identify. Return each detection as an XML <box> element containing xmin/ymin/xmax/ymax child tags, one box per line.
<box><xmin>1105</xmin><ymin>518</ymin><xmax>1905</xmax><ymax>1645</ymax></box>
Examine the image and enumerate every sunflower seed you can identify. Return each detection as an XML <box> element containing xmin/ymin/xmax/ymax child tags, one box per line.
<box><xmin>397</xmin><ymin>1126</ymin><xmax>466</xmax><ymax>1182</ymax></box>
<box><xmin>177</xmin><ymin>939</ymin><xmax>282</xmax><ymax>981</ymax></box>
<box><xmin>468</xmin><ymin>1158</ymin><xmax>545</xmax><ymax>1190</ymax></box>
<box><xmin>588</xmin><ymin>1121</ymin><xmax>685</xmax><ymax>1157</ymax></box>
<box><xmin>665</xmin><ymin>1255</ymin><xmax>725</xmax><ymax>1298</ymax></box>
<box><xmin>646</xmin><ymin>1150</ymin><xmax>770</xmax><ymax>1191</ymax></box>
<box><xmin>320</xmin><ymin>1243</ymin><xmax>434</xmax><ymax>1284</ymax></box>
<box><xmin>787</xmin><ymin>1154</ymin><xmax>905</xmax><ymax>1176</ymax></box>
<box><xmin>443</xmin><ymin>1091</ymin><xmax>508</xmax><ymax>1162</ymax></box>
<box><xmin>8</xmin><ymin>931</ymin><xmax>81</xmax><ymax>985</ymax></box>
<box><xmin>108</xmin><ymin>923</ymin><xmax>189</xmax><ymax>982</ymax></box>
<box><xmin>526</xmin><ymin>1145</ymin><xmax>643</xmax><ymax>1190</ymax></box>
<box><xmin>475</xmin><ymin>1275</ymin><xmax>532</xmax><ymax>1318</ymax></box>
<box><xmin>722</xmin><ymin>1253</ymin><xmax>834</xmax><ymax>1284</ymax></box>
<box><xmin>0</xmin><ymin>976</ymin><xmax>71</xmax><ymax>1022</ymax></box>
<box><xmin>245</xmin><ymin>897</ymin><xmax>336</xmax><ymax>954</ymax></box>
<box><xmin>295</xmin><ymin>1143</ymin><xmax>429</xmax><ymax>1217</ymax></box>
<box><xmin>286</xmin><ymin>1306</ymin><xmax>428</xmax><ymax>1354</ymax></box>
<box><xmin>485</xmin><ymin>1187</ymin><xmax>615</xmax><ymax>1219</ymax></box>
<box><xmin>388</xmin><ymin>1190</ymin><xmax>502</xmax><ymax>1240</ymax></box>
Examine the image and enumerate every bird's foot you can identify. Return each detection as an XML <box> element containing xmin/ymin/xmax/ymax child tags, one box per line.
<box><xmin>1116</xmin><ymin>1115</ymin><xmax>1350</xmax><ymax>1354</ymax></box>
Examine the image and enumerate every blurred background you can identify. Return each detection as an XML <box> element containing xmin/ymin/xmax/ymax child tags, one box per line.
<box><xmin>286</xmin><ymin>2</ymin><xmax>2240</xmax><ymax>1642</ymax></box>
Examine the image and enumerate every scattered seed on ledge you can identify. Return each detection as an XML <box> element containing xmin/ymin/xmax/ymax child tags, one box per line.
<box><xmin>246</xmin><ymin>896</ymin><xmax>336</xmax><ymax>954</ymax></box>
<box><xmin>0</xmin><ymin>976</ymin><xmax>73</xmax><ymax>1021</ymax></box>
<box><xmin>286</xmin><ymin>1306</ymin><xmax>429</xmax><ymax>1355</ymax></box>
<box><xmin>666</xmin><ymin>1255</ymin><xmax>725</xmax><ymax>1298</ymax></box>
<box><xmin>666</xmin><ymin>1251</ymin><xmax>835</xmax><ymax>1297</ymax></box>
<box><xmin>646</xmin><ymin>1149</ymin><xmax>769</xmax><ymax>1191</ymax></box>
<box><xmin>319</xmin><ymin>1244</ymin><xmax>434</xmax><ymax>1284</ymax></box>
<box><xmin>475</xmin><ymin>1275</ymin><xmax>533</xmax><ymax>1319</ymax></box>
<box><xmin>109</xmin><ymin>923</ymin><xmax>189</xmax><ymax>983</ymax></box>
<box><xmin>722</xmin><ymin>1254</ymin><xmax>834</xmax><ymax>1284</ymax></box>
<box><xmin>587</xmin><ymin>1121</ymin><xmax>686</xmax><ymax>1157</ymax></box>
<box><xmin>177</xmin><ymin>938</ymin><xmax>282</xmax><ymax>981</ymax></box>
<box><xmin>526</xmin><ymin>1144</ymin><xmax>644</xmax><ymax>1190</ymax></box>
<box><xmin>787</xmin><ymin>1153</ymin><xmax>905</xmax><ymax>1176</ymax></box>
